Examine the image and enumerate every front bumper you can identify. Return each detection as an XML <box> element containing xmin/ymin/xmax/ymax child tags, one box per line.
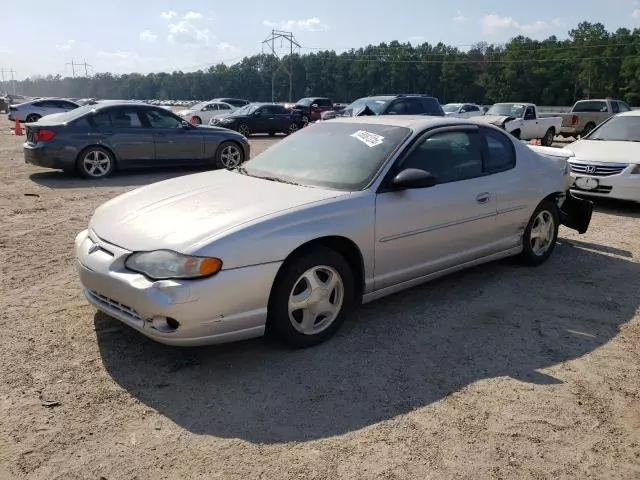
<box><xmin>75</xmin><ymin>229</ymin><xmax>282</xmax><ymax>346</ymax></box>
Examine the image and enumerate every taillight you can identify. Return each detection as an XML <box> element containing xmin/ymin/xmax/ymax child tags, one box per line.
<box><xmin>571</xmin><ymin>115</ymin><xmax>579</xmax><ymax>125</ymax></box>
<box><xmin>34</xmin><ymin>129</ymin><xmax>56</xmax><ymax>142</ymax></box>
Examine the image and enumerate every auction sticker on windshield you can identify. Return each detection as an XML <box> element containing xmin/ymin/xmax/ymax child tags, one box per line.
<box><xmin>351</xmin><ymin>130</ymin><xmax>385</xmax><ymax>147</ymax></box>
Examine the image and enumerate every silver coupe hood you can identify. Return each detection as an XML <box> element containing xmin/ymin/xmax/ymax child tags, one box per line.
<box><xmin>474</xmin><ymin>114</ymin><xmax>514</xmax><ymax>126</ymax></box>
<box><xmin>89</xmin><ymin>170</ymin><xmax>348</xmax><ymax>252</ymax></box>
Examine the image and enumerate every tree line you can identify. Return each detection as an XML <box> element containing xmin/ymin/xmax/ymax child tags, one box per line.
<box><xmin>11</xmin><ymin>22</ymin><xmax>640</xmax><ymax>106</ymax></box>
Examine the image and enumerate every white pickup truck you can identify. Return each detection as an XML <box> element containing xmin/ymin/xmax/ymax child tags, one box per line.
<box><xmin>476</xmin><ymin>103</ymin><xmax>563</xmax><ymax>146</ymax></box>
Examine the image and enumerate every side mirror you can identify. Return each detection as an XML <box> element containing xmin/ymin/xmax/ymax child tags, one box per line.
<box><xmin>311</xmin><ymin>103</ymin><xmax>319</xmax><ymax>108</ymax></box>
<box><xmin>253</xmin><ymin>110</ymin><xmax>262</xmax><ymax>116</ymax></box>
<box><xmin>390</xmin><ymin>168</ymin><xmax>437</xmax><ymax>190</ymax></box>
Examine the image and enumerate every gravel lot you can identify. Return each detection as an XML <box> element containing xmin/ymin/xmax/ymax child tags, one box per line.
<box><xmin>1</xmin><ymin>127</ymin><xmax>639</xmax><ymax>480</ymax></box>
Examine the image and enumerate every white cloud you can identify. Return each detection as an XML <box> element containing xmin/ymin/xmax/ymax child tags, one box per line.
<box><xmin>160</xmin><ymin>11</ymin><xmax>177</xmax><ymax>20</ymax></box>
<box><xmin>55</xmin><ymin>40</ymin><xmax>75</xmax><ymax>51</ymax></box>
<box><xmin>139</xmin><ymin>30</ymin><xmax>158</xmax><ymax>42</ymax></box>
<box><xmin>633</xmin><ymin>9</ymin><xmax>640</xmax><ymax>18</ymax></box>
<box><xmin>453</xmin><ymin>10</ymin><xmax>466</xmax><ymax>23</ymax></box>
<box><xmin>482</xmin><ymin>14</ymin><xmax>561</xmax><ymax>35</ymax></box>
<box><xmin>168</xmin><ymin>20</ymin><xmax>211</xmax><ymax>46</ymax></box>
<box><xmin>217</xmin><ymin>42</ymin><xmax>243</xmax><ymax>61</ymax></box>
<box><xmin>263</xmin><ymin>17</ymin><xmax>330</xmax><ymax>32</ymax></box>
<box><xmin>183</xmin><ymin>11</ymin><xmax>202</xmax><ymax>20</ymax></box>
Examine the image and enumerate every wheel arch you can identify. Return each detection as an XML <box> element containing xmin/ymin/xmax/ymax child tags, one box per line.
<box><xmin>270</xmin><ymin>235</ymin><xmax>366</xmax><ymax>305</ymax></box>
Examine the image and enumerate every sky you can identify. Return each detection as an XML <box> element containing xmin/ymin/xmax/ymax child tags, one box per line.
<box><xmin>2</xmin><ymin>0</ymin><xmax>640</xmax><ymax>80</ymax></box>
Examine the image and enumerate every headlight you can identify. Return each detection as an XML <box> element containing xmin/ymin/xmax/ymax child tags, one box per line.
<box><xmin>124</xmin><ymin>250</ymin><xmax>222</xmax><ymax>280</ymax></box>
<box><xmin>219</xmin><ymin>117</ymin><xmax>234</xmax><ymax>123</ymax></box>
<box><xmin>631</xmin><ymin>164</ymin><xmax>640</xmax><ymax>174</ymax></box>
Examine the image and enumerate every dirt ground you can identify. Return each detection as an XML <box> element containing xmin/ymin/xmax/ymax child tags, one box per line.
<box><xmin>1</xmin><ymin>126</ymin><xmax>639</xmax><ymax>480</ymax></box>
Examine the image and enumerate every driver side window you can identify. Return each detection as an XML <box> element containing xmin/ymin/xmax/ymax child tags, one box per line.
<box><xmin>144</xmin><ymin>108</ymin><xmax>183</xmax><ymax>128</ymax></box>
<box><xmin>401</xmin><ymin>131</ymin><xmax>483</xmax><ymax>184</ymax></box>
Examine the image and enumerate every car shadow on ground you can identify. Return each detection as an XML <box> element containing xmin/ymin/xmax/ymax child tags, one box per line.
<box><xmin>28</xmin><ymin>167</ymin><xmax>209</xmax><ymax>189</ymax></box>
<box><xmin>95</xmin><ymin>240</ymin><xmax>639</xmax><ymax>444</ymax></box>
<box><xmin>591</xmin><ymin>198</ymin><xmax>640</xmax><ymax>219</ymax></box>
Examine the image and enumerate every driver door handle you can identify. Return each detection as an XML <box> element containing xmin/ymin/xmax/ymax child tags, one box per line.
<box><xmin>476</xmin><ymin>192</ymin><xmax>490</xmax><ymax>204</ymax></box>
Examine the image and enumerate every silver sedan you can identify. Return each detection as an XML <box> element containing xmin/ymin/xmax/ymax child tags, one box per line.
<box><xmin>75</xmin><ymin>116</ymin><xmax>593</xmax><ymax>348</ymax></box>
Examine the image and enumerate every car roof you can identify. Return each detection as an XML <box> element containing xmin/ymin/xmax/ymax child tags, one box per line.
<box><xmin>327</xmin><ymin>115</ymin><xmax>494</xmax><ymax>130</ymax></box>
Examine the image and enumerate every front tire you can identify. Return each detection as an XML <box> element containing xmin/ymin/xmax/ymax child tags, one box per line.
<box><xmin>191</xmin><ymin>116</ymin><xmax>202</xmax><ymax>125</ymax></box>
<box><xmin>215</xmin><ymin>141</ymin><xmax>244</xmax><ymax>169</ymax></box>
<box><xmin>267</xmin><ymin>247</ymin><xmax>354</xmax><ymax>348</ymax></box>
<box><xmin>77</xmin><ymin>147</ymin><xmax>115</xmax><ymax>179</ymax></box>
<box><xmin>286</xmin><ymin>122</ymin><xmax>299</xmax><ymax>135</ymax></box>
<box><xmin>519</xmin><ymin>199</ymin><xmax>559</xmax><ymax>266</ymax></box>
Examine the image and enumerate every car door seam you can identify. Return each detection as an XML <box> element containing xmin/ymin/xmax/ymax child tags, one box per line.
<box><xmin>379</xmin><ymin>211</ymin><xmax>497</xmax><ymax>243</ymax></box>
<box><xmin>497</xmin><ymin>205</ymin><xmax>526</xmax><ymax>215</ymax></box>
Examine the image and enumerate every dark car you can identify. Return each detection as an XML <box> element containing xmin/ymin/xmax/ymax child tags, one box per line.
<box><xmin>293</xmin><ymin>97</ymin><xmax>335</xmax><ymax>124</ymax></box>
<box><xmin>211</xmin><ymin>97</ymin><xmax>251</xmax><ymax>108</ymax></box>
<box><xmin>209</xmin><ymin>102</ymin><xmax>303</xmax><ymax>136</ymax></box>
<box><xmin>23</xmin><ymin>101</ymin><xmax>250</xmax><ymax>179</ymax></box>
<box><xmin>321</xmin><ymin>94</ymin><xmax>445</xmax><ymax>120</ymax></box>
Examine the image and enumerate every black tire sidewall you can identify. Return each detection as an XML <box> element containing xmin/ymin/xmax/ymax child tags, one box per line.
<box><xmin>268</xmin><ymin>247</ymin><xmax>355</xmax><ymax>348</ymax></box>
<box><xmin>543</xmin><ymin>129</ymin><xmax>554</xmax><ymax>146</ymax></box>
<box><xmin>26</xmin><ymin>114</ymin><xmax>40</xmax><ymax>122</ymax></box>
<box><xmin>77</xmin><ymin>147</ymin><xmax>115</xmax><ymax>179</ymax></box>
<box><xmin>520</xmin><ymin>200</ymin><xmax>559</xmax><ymax>266</ymax></box>
<box><xmin>238</xmin><ymin>124</ymin><xmax>250</xmax><ymax>136</ymax></box>
<box><xmin>215</xmin><ymin>141</ymin><xmax>244</xmax><ymax>169</ymax></box>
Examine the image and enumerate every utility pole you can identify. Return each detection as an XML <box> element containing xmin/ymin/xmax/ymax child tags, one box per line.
<box><xmin>261</xmin><ymin>29</ymin><xmax>301</xmax><ymax>102</ymax></box>
<box><xmin>67</xmin><ymin>60</ymin><xmax>77</xmax><ymax>78</ymax></box>
<box><xmin>66</xmin><ymin>59</ymin><xmax>91</xmax><ymax>78</ymax></box>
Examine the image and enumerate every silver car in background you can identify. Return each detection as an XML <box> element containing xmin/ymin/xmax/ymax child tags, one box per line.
<box><xmin>75</xmin><ymin>116</ymin><xmax>593</xmax><ymax>348</ymax></box>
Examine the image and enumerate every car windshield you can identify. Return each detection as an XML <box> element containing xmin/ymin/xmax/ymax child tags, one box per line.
<box><xmin>487</xmin><ymin>103</ymin><xmax>525</xmax><ymax>117</ymax></box>
<box><xmin>189</xmin><ymin>101</ymin><xmax>209</xmax><ymax>111</ymax></box>
<box><xmin>234</xmin><ymin>104</ymin><xmax>260</xmax><ymax>115</ymax></box>
<box><xmin>242</xmin><ymin>122</ymin><xmax>411</xmax><ymax>190</ymax></box>
<box><xmin>442</xmin><ymin>104</ymin><xmax>462</xmax><ymax>113</ymax></box>
<box><xmin>345</xmin><ymin>97</ymin><xmax>389</xmax><ymax>115</ymax></box>
<box><xmin>296</xmin><ymin>98</ymin><xmax>313</xmax><ymax>106</ymax></box>
<box><xmin>587</xmin><ymin>116</ymin><xmax>640</xmax><ymax>142</ymax></box>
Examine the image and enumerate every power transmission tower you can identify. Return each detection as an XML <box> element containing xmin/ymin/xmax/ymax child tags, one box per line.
<box><xmin>66</xmin><ymin>59</ymin><xmax>92</xmax><ymax>78</ymax></box>
<box><xmin>261</xmin><ymin>29</ymin><xmax>301</xmax><ymax>102</ymax></box>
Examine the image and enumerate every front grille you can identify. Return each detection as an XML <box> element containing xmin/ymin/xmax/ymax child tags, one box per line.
<box><xmin>570</xmin><ymin>162</ymin><xmax>627</xmax><ymax>176</ymax></box>
<box><xmin>87</xmin><ymin>290</ymin><xmax>142</xmax><ymax>322</ymax></box>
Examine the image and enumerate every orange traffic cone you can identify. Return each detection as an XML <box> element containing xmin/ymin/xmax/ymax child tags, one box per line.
<box><xmin>14</xmin><ymin>116</ymin><xmax>23</xmax><ymax>136</ymax></box>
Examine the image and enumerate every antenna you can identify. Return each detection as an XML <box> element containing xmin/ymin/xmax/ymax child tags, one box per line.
<box><xmin>261</xmin><ymin>29</ymin><xmax>301</xmax><ymax>102</ymax></box>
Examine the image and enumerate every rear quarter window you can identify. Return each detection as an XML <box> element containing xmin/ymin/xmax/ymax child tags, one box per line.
<box><xmin>422</xmin><ymin>98</ymin><xmax>444</xmax><ymax>116</ymax></box>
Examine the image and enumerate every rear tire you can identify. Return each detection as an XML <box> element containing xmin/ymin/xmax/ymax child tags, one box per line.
<box><xmin>25</xmin><ymin>114</ymin><xmax>41</xmax><ymax>123</ymax></box>
<box><xmin>77</xmin><ymin>146</ymin><xmax>116</xmax><ymax>179</ymax></box>
<box><xmin>214</xmin><ymin>141</ymin><xmax>244</xmax><ymax>169</ymax></box>
<box><xmin>541</xmin><ymin>128</ymin><xmax>555</xmax><ymax>147</ymax></box>
<box><xmin>519</xmin><ymin>199</ymin><xmax>559</xmax><ymax>266</ymax></box>
<box><xmin>581</xmin><ymin>123</ymin><xmax>595</xmax><ymax>138</ymax></box>
<box><xmin>191</xmin><ymin>116</ymin><xmax>202</xmax><ymax>125</ymax></box>
<box><xmin>267</xmin><ymin>247</ymin><xmax>354</xmax><ymax>348</ymax></box>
